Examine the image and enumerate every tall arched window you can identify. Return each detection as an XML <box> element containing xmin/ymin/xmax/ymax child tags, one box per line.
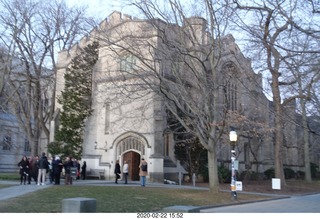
<box><xmin>227</xmin><ymin>79</ymin><xmax>237</xmax><ymax>111</ymax></box>
<box><xmin>105</xmin><ymin>102</ymin><xmax>110</xmax><ymax>134</ymax></box>
<box><xmin>3</xmin><ymin>135</ymin><xmax>11</xmax><ymax>151</ymax></box>
<box><xmin>223</xmin><ymin>62</ymin><xmax>238</xmax><ymax>111</ymax></box>
<box><xmin>24</xmin><ymin>139</ymin><xmax>31</xmax><ymax>152</ymax></box>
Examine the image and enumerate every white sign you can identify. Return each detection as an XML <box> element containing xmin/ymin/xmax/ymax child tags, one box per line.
<box><xmin>236</xmin><ymin>181</ymin><xmax>242</xmax><ymax>191</ymax></box>
<box><xmin>272</xmin><ymin>178</ymin><xmax>281</xmax><ymax>190</ymax></box>
<box><xmin>234</xmin><ymin>160</ymin><xmax>239</xmax><ymax>170</ymax></box>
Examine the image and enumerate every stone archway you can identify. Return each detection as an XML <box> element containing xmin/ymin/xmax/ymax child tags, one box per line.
<box><xmin>113</xmin><ymin>132</ymin><xmax>149</xmax><ymax>181</ymax></box>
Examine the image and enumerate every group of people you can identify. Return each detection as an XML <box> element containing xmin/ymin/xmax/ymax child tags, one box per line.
<box><xmin>19</xmin><ymin>153</ymin><xmax>148</xmax><ymax>186</ymax></box>
<box><xmin>114</xmin><ymin>158</ymin><xmax>148</xmax><ymax>186</ymax></box>
<box><xmin>17</xmin><ymin>153</ymin><xmax>87</xmax><ymax>186</ymax></box>
<box><xmin>17</xmin><ymin>155</ymin><xmax>39</xmax><ymax>185</ymax></box>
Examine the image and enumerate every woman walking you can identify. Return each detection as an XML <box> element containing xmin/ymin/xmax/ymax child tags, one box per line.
<box><xmin>114</xmin><ymin>160</ymin><xmax>121</xmax><ymax>184</ymax></box>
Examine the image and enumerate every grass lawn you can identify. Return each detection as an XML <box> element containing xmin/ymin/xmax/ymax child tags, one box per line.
<box><xmin>1</xmin><ymin>173</ymin><xmax>319</xmax><ymax>213</ymax></box>
<box><xmin>0</xmin><ymin>184</ymin><xmax>269</xmax><ymax>213</ymax></box>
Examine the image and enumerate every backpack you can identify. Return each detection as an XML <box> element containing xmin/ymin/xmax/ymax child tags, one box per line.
<box><xmin>39</xmin><ymin>157</ymin><xmax>49</xmax><ymax>169</ymax></box>
<box><xmin>141</xmin><ymin>164</ymin><xmax>147</xmax><ymax>172</ymax></box>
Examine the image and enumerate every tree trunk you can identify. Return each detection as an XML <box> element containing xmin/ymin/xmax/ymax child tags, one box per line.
<box><xmin>207</xmin><ymin>140</ymin><xmax>219</xmax><ymax>192</ymax></box>
<box><xmin>301</xmin><ymin>98</ymin><xmax>312</xmax><ymax>182</ymax></box>
<box><xmin>272</xmin><ymin>77</ymin><xmax>286</xmax><ymax>187</ymax></box>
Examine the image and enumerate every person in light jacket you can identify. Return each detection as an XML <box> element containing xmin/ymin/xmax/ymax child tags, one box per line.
<box><xmin>123</xmin><ymin>160</ymin><xmax>129</xmax><ymax>184</ymax></box>
<box><xmin>139</xmin><ymin>158</ymin><xmax>148</xmax><ymax>187</ymax></box>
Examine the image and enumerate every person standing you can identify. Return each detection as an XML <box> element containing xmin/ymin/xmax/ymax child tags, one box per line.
<box><xmin>28</xmin><ymin>156</ymin><xmax>38</xmax><ymax>184</ymax></box>
<box><xmin>76</xmin><ymin>160</ymin><xmax>81</xmax><ymax>180</ymax></box>
<box><xmin>52</xmin><ymin>156</ymin><xmax>63</xmax><ymax>185</ymax></box>
<box><xmin>27</xmin><ymin>156</ymin><xmax>38</xmax><ymax>184</ymax></box>
<box><xmin>18</xmin><ymin>156</ymin><xmax>29</xmax><ymax>185</ymax></box>
<box><xmin>37</xmin><ymin>152</ymin><xmax>49</xmax><ymax>186</ymax></box>
<box><xmin>139</xmin><ymin>158</ymin><xmax>148</xmax><ymax>187</ymax></box>
<box><xmin>63</xmin><ymin>156</ymin><xmax>74</xmax><ymax>185</ymax></box>
<box><xmin>114</xmin><ymin>160</ymin><xmax>121</xmax><ymax>184</ymax></box>
<box><xmin>123</xmin><ymin>160</ymin><xmax>129</xmax><ymax>184</ymax></box>
<box><xmin>81</xmin><ymin>161</ymin><xmax>87</xmax><ymax>180</ymax></box>
<box><xmin>48</xmin><ymin>156</ymin><xmax>54</xmax><ymax>184</ymax></box>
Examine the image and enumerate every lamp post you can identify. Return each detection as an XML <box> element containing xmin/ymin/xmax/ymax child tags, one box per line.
<box><xmin>229</xmin><ymin>130</ymin><xmax>237</xmax><ymax>201</ymax></box>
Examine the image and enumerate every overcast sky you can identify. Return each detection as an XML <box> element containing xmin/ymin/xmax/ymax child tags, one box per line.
<box><xmin>65</xmin><ymin>0</ymin><xmax>134</xmax><ymax>19</ymax></box>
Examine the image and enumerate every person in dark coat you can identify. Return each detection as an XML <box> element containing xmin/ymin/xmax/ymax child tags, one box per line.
<box><xmin>37</xmin><ymin>152</ymin><xmax>49</xmax><ymax>185</ymax></box>
<box><xmin>52</xmin><ymin>156</ymin><xmax>63</xmax><ymax>185</ymax></box>
<box><xmin>18</xmin><ymin>156</ymin><xmax>30</xmax><ymax>185</ymax></box>
<box><xmin>81</xmin><ymin>161</ymin><xmax>87</xmax><ymax>180</ymax></box>
<box><xmin>114</xmin><ymin>160</ymin><xmax>121</xmax><ymax>184</ymax></box>
<box><xmin>27</xmin><ymin>156</ymin><xmax>39</xmax><ymax>184</ymax></box>
<box><xmin>63</xmin><ymin>156</ymin><xmax>74</xmax><ymax>185</ymax></box>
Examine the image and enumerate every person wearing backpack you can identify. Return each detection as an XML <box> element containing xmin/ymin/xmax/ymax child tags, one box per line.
<box><xmin>139</xmin><ymin>158</ymin><xmax>148</xmax><ymax>186</ymax></box>
<box><xmin>37</xmin><ymin>152</ymin><xmax>49</xmax><ymax>185</ymax></box>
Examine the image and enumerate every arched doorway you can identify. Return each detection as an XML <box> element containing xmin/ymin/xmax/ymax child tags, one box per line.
<box><xmin>113</xmin><ymin>132</ymin><xmax>150</xmax><ymax>181</ymax></box>
<box><xmin>122</xmin><ymin>151</ymin><xmax>140</xmax><ymax>181</ymax></box>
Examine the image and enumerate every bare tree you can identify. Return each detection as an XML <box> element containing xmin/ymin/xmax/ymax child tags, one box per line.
<box><xmin>231</xmin><ymin>0</ymin><xmax>320</xmax><ymax>185</ymax></box>
<box><xmin>90</xmin><ymin>0</ymin><xmax>242</xmax><ymax>191</ymax></box>
<box><xmin>0</xmin><ymin>0</ymin><xmax>95</xmax><ymax>155</ymax></box>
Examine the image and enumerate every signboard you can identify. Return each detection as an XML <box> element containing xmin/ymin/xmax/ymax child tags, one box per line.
<box><xmin>272</xmin><ymin>178</ymin><xmax>281</xmax><ymax>190</ymax></box>
<box><xmin>236</xmin><ymin>181</ymin><xmax>242</xmax><ymax>191</ymax></box>
<box><xmin>234</xmin><ymin>160</ymin><xmax>239</xmax><ymax>170</ymax></box>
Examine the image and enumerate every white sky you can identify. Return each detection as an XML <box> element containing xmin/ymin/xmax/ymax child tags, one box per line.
<box><xmin>65</xmin><ymin>0</ymin><xmax>133</xmax><ymax>19</ymax></box>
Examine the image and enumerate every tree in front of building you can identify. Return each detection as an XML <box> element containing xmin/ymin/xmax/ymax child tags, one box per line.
<box><xmin>0</xmin><ymin>0</ymin><xmax>95</xmax><ymax>156</ymax></box>
<box><xmin>55</xmin><ymin>41</ymin><xmax>99</xmax><ymax>159</ymax></box>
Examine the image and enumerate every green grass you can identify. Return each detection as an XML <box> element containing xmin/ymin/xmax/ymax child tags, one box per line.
<box><xmin>0</xmin><ymin>184</ymin><xmax>268</xmax><ymax>213</ymax></box>
<box><xmin>0</xmin><ymin>173</ymin><xmax>20</xmax><ymax>181</ymax></box>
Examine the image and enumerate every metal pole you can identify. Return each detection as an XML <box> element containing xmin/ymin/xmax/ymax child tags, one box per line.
<box><xmin>192</xmin><ymin>173</ymin><xmax>196</xmax><ymax>187</ymax></box>
<box><xmin>231</xmin><ymin>146</ymin><xmax>237</xmax><ymax>200</ymax></box>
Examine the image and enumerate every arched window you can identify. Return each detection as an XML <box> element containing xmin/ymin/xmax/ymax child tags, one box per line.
<box><xmin>2</xmin><ymin>135</ymin><xmax>11</xmax><ymax>151</ymax></box>
<box><xmin>227</xmin><ymin>79</ymin><xmax>237</xmax><ymax>111</ymax></box>
<box><xmin>24</xmin><ymin>138</ymin><xmax>31</xmax><ymax>152</ymax></box>
<box><xmin>120</xmin><ymin>54</ymin><xmax>136</xmax><ymax>73</ymax></box>
<box><xmin>223</xmin><ymin>62</ymin><xmax>238</xmax><ymax>111</ymax></box>
<box><xmin>105</xmin><ymin>102</ymin><xmax>110</xmax><ymax>134</ymax></box>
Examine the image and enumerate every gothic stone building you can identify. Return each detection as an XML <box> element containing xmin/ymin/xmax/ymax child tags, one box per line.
<box><xmin>52</xmin><ymin>11</ymin><xmax>320</xmax><ymax>182</ymax></box>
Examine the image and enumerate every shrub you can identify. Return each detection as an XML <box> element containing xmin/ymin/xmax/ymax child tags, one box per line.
<box><xmin>239</xmin><ymin>170</ymin><xmax>259</xmax><ymax>181</ymax></box>
<box><xmin>296</xmin><ymin>170</ymin><xmax>305</xmax><ymax>179</ymax></box>
<box><xmin>284</xmin><ymin>168</ymin><xmax>295</xmax><ymax>179</ymax></box>
<box><xmin>199</xmin><ymin>166</ymin><xmax>209</xmax><ymax>183</ymax></box>
<box><xmin>218</xmin><ymin>165</ymin><xmax>231</xmax><ymax>183</ymax></box>
<box><xmin>264</xmin><ymin>168</ymin><xmax>275</xmax><ymax>179</ymax></box>
<box><xmin>310</xmin><ymin>162</ymin><xmax>319</xmax><ymax>178</ymax></box>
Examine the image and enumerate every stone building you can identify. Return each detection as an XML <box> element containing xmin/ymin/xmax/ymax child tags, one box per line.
<box><xmin>0</xmin><ymin>53</ymin><xmax>52</xmax><ymax>172</ymax></box>
<box><xmin>51</xmin><ymin>11</ymin><xmax>320</xmax><ymax>183</ymax></box>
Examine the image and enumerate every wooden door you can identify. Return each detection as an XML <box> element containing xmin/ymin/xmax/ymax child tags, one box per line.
<box><xmin>123</xmin><ymin>151</ymin><xmax>141</xmax><ymax>181</ymax></box>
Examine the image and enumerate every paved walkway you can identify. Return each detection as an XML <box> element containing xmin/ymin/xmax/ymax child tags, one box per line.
<box><xmin>1</xmin><ymin>179</ymin><xmax>319</xmax><ymax>213</ymax></box>
<box><xmin>200</xmin><ymin>193</ymin><xmax>320</xmax><ymax>213</ymax></box>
